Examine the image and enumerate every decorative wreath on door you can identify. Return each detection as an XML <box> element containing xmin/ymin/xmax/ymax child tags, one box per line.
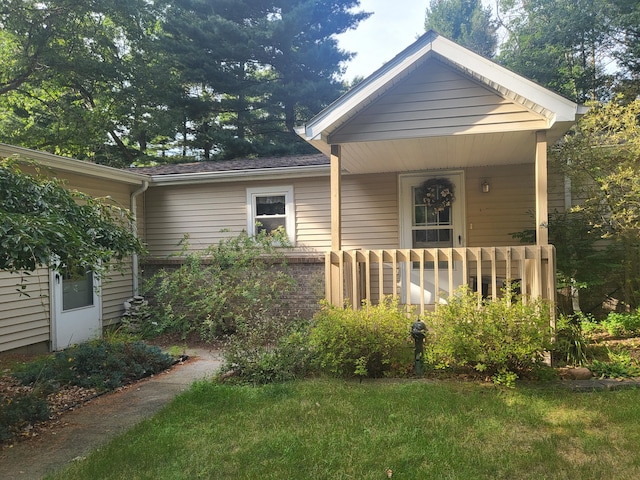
<box><xmin>419</xmin><ymin>178</ymin><xmax>455</xmax><ymax>213</ymax></box>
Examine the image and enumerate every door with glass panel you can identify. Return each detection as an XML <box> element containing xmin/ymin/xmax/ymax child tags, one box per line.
<box><xmin>51</xmin><ymin>269</ymin><xmax>101</xmax><ymax>350</ymax></box>
<box><xmin>400</xmin><ymin>172</ymin><xmax>465</xmax><ymax>304</ymax></box>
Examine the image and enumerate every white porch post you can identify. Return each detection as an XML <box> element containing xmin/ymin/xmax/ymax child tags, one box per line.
<box><xmin>330</xmin><ymin>144</ymin><xmax>342</xmax><ymax>250</ymax></box>
<box><xmin>535</xmin><ymin>131</ymin><xmax>549</xmax><ymax>246</ymax></box>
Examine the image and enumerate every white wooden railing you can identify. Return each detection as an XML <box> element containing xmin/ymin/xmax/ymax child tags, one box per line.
<box><xmin>325</xmin><ymin>246</ymin><xmax>556</xmax><ymax>314</ymax></box>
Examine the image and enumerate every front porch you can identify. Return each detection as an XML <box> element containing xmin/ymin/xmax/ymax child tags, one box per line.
<box><xmin>325</xmin><ymin>245</ymin><xmax>556</xmax><ymax>314</ymax></box>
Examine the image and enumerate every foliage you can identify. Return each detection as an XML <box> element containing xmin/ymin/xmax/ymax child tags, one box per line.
<box><xmin>423</xmin><ymin>286</ymin><xmax>553</xmax><ymax>381</ymax></box>
<box><xmin>425</xmin><ymin>0</ymin><xmax>498</xmax><ymax>57</ymax></box>
<box><xmin>0</xmin><ymin>159</ymin><xmax>144</xmax><ymax>277</ymax></box>
<box><xmin>589</xmin><ymin>348</ymin><xmax>640</xmax><ymax>378</ymax></box>
<box><xmin>497</xmin><ymin>0</ymin><xmax>617</xmax><ymax>102</ymax></box>
<box><xmin>0</xmin><ymin>393</ymin><xmax>49</xmax><ymax>441</ymax></box>
<box><xmin>577</xmin><ymin>310</ymin><xmax>640</xmax><ymax>338</ymax></box>
<box><xmin>143</xmin><ymin>230</ymin><xmax>295</xmax><ymax>341</ymax></box>
<box><xmin>308</xmin><ymin>297</ymin><xmax>413</xmax><ymax>379</ymax></box>
<box><xmin>0</xmin><ymin>0</ymin><xmax>369</xmax><ymax>164</ymax></box>
<box><xmin>221</xmin><ymin>318</ymin><xmax>314</xmax><ymax>385</ymax></box>
<box><xmin>552</xmin><ymin>99</ymin><xmax>640</xmax><ymax>307</ymax></box>
<box><xmin>554</xmin><ymin>315</ymin><xmax>588</xmax><ymax>366</ymax></box>
<box><xmin>12</xmin><ymin>339</ymin><xmax>173</xmax><ymax>392</ymax></box>
<box><xmin>511</xmin><ymin>210</ymin><xmax>621</xmax><ymax>314</ymax></box>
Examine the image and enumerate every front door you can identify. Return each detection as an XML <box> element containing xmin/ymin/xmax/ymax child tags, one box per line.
<box><xmin>50</xmin><ymin>269</ymin><xmax>101</xmax><ymax>350</ymax></box>
<box><xmin>400</xmin><ymin>172</ymin><xmax>465</xmax><ymax>304</ymax></box>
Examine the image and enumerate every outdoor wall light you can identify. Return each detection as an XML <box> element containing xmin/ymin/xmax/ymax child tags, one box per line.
<box><xmin>481</xmin><ymin>180</ymin><xmax>490</xmax><ymax>193</ymax></box>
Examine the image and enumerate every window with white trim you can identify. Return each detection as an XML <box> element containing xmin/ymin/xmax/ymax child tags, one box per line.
<box><xmin>246</xmin><ymin>186</ymin><xmax>295</xmax><ymax>243</ymax></box>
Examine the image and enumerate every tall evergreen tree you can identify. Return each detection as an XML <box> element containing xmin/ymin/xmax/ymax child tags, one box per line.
<box><xmin>161</xmin><ymin>0</ymin><xmax>369</xmax><ymax>160</ymax></box>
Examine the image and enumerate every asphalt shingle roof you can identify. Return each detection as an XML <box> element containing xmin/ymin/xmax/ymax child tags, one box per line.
<box><xmin>130</xmin><ymin>153</ymin><xmax>329</xmax><ymax>176</ymax></box>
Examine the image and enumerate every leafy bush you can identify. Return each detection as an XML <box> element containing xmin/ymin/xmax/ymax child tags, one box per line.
<box><xmin>601</xmin><ymin>311</ymin><xmax>640</xmax><ymax>337</ymax></box>
<box><xmin>589</xmin><ymin>348</ymin><xmax>640</xmax><ymax>378</ymax></box>
<box><xmin>423</xmin><ymin>287</ymin><xmax>553</xmax><ymax>381</ymax></box>
<box><xmin>143</xmin><ymin>230</ymin><xmax>295</xmax><ymax>341</ymax></box>
<box><xmin>221</xmin><ymin>319</ymin><xmax>314</xmax><ymax>385</ymax></box>
<box><xmin>13</xmin><ymin>339</ymin><xmax>173</xmax><ymax>392</ymax></box>
<box><xmin>0</xmin><ymin>394</ymin><xmax>49</xmax><ymax>441</ymax></box>
<box><xmin>309</xmin><ymin>297</ymin><xmax>413</xmax><ymax>379</ymax></box>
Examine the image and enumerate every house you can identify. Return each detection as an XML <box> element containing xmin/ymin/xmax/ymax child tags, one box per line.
<box><xmin>0</xmin><ymin>31</ymin><xmax>585</xmax><ymax>354</ymax></box>
<box><xmin>138</xmin><ymin>31</ymin><xmax>585</xmax><ymax>314</ymax></box>
<box><xmin>0</xmin><ymin>144</ymin><xmax>149</xmax><ymax>353</ymax></box>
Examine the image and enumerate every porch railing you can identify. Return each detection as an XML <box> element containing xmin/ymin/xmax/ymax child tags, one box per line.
<box><xmin>325</xmin><ymin>246</ymin><xmax>556</xmax><ymax>314</ymax></box>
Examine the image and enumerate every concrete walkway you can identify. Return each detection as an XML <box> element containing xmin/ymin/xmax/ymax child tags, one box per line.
<box><xmin>0</xmin><ymin>348</ymin><xmax>223</xmax><ymax>480</ymax></box>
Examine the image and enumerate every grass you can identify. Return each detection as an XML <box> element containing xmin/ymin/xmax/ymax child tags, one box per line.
<box><xmin>47</xmin><ymin>379</ymin><xmax>640</xmax><ymax>480</ymax></box>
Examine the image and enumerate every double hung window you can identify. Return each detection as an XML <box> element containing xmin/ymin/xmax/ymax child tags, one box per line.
<box><xmin>246</xmin><ymin>186</ymin><xmax>295</xmax><ymax>243</ymax></box>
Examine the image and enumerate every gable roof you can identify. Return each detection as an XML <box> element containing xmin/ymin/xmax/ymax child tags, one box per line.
<box><xmin>296</xmin><ymin>31</ymin><xmax>586</xmax><ymax>173</ymax></box>
<box><xmin>298</xmin><ymin>31</ymin><xmax>585</xmax><ymax>145</ymax></box>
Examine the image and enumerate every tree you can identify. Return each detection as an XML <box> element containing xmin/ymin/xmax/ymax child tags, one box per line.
<box><xmin>0</xmin><ymin>0</ymin><xmax>170</xmax><ymax>166</ymax></box>
<box><xmin>551</xmin><ymin>99</ymin><xmax>640</xmax><ymax>308</ymax></box>
<box><xmin>160</xmin><ymin>0</ymin><xmax>369</xmax><ymax>160</ymax></box>
<box><xmin>0</xmin><ymin>158</ymin><xmax>144</xmax><ymax>277</ymax></box>
<box><xmin>424</xmin><ymin>0</ymin><xmax>498</xmax><ymax>57</ymax></box>
<box><xmin>497</xmin><ymin>0</ymin><xmax>617</xmax><ymax>102</ymax></box>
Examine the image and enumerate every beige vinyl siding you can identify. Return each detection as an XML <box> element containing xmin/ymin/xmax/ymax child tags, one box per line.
<box><xmin>329</xmin><ymin>59</ymin><xmax>548</xmax><ymax>144</ymax></box>
<box><xmin>465</xmin><ymin>164</ymin><xmax>535</xmax><ymax>247</ymax></box>
<box><xmin>292</xmin><ymin>177</ymin><xmax>331</xmax><ymax>250</ymax></box>
<box><xmin>0</xmin><ymin>270</ymin><xmax>50</xmax><ymax>352</ymax></box>
<box><xmin>144</xmin><ymin>183</ymin><xmax>246</xmax><ymax>257</ymax></box>
<box><xmin>342</xmin><ymin>173</ymin><xmax>399</xmax><ymax>250</ymax></box>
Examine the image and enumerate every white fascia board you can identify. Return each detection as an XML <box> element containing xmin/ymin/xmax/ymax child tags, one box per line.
<box><xmin>0</xmin><ymin>143</ymin><xmax>149</xmax><ymax>185</ymax></box>
<box><xmin>148</xmin><ymin>164</ymin><xmax>330</xmax><ymax>186</ymax></box>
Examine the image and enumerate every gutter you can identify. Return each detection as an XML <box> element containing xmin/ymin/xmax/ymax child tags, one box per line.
<box><xmin>130</xmin><ymin>180</ymin><xmax>149</xmax><ymax>296</ymax></box>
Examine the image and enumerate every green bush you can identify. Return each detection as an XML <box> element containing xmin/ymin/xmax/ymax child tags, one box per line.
<box><xmin>601</xmin><ymin>311</ymin><xmax>640</xmax><ymax>337</ymax></box>
<box><xmin>589</xmin><ymin>348</ymin><xmax>640</xmax><ymax>378</ymax></box>
<box><xmin>423</xmin><ymin>287</ymin><xmax>553</xmax><ymax>380</ymax></box>
<box><xmin>309</xmin><ymin>297</ymin><xmax>413</xmax><ymax>379</ymax></box>
<box><xmin>143</xmin><ymin>230</ymin><xmax>295</xmax><ymax>341</ymax></box>
<box><xmin>221</xmin><ymin>319</ymin><xmax>314</xmax><ymax>385</ymax></box>
<box><xmin>13</xmin><ymin>339</ymin><xmax>173</xmax><ymax>392</ymax></box>
<box><xmin>0</xmin><ymin>394</ymin><xmax>49</xmax><ymax>441</ymax></box>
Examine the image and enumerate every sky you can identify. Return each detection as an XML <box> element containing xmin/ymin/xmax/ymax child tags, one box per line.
<box><xmin>336</xmin><ymin>0</ymin><xmax>429</xmax><ymax>80</ymax></box>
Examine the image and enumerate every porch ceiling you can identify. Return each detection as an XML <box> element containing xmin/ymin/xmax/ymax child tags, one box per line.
<box><xmin>308</xmin><ymin>127</ymin><xmax>572</xmax><ymax>175</ymax></box>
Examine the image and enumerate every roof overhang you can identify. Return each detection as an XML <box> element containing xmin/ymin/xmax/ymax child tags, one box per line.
<box><xmin>0</xmin><ymin>143</ymin><xmax>149</xmax><ymax>185</ymax></box>
<box><xmin>146</xmin><ymin>164</ymin><xmax>331</xmax><ymax>186</ymax></box>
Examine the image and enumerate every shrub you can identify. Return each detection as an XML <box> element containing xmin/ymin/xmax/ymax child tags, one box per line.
<box><xmin>601</xmin><ymin>311</ymin><xmax>640</xmax><ymax>337</ymax></box>
<box><xmin>309</xmin><ymin>297</ymin><xmax>413</xmax><ymax>379</ymax></box>
<box><xmin>423</xmin><ymin>287</ymin><xmax>553</xmax><ymax>380</ymax></box>
<box><xmin>0</xmin><ymin>394</ymin><xmax>49</xmax><ymax>441</ymax></box>
<box><xmin>13</xmin><ymin>339</ymin><xmax>173</xmax><ymax>392</ymax></box>
<box><xmin>589</xmin><ymin>348</ymin><xmax>640</xmax><ymax>378</ymax></box>
<box><xmin>143</xmin><ymin>230</ymin><xmax>295</xmax><ymax>341</ymax></box>
<box><xmin>221</xmin><ymin>319</ymin><xmax>314</xmax><ymax>385</ymax></box>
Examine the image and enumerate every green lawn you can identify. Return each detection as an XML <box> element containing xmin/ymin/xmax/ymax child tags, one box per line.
<box><xmin>48</xmin><ymin>379</ymin><xmax>640</xmax><ymax>480</ymax></box>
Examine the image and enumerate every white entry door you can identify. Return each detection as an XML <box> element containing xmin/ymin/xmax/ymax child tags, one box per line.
<box><xmin>400</xmin><ymin>172</ymin><xmax>465</xmax><ymax>304</ymax></box>
<box><xmin>50</xmin><ymin>269</ymin><xmax>102</xmax><ymax>350</ymax></box>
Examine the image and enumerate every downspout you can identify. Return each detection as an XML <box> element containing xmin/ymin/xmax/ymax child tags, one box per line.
<box><xmin>130</xmin><ymin>180</ymin><xmax>149</xmax><ymax>296</ymax></box>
